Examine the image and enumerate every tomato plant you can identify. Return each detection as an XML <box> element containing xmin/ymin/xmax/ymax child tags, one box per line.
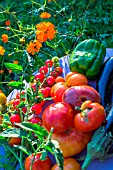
<box><xmin>51</xmin><ymin>158</ymin><xmax>81</xmax><ymax>170</ymax></box>
<box><xmin>39</xmin><ymin>66</ymin><xmax>48</xmax><ymax>75</ymax></box>
<box><xmin>45</xmin><ymin>59</ymin><xmax>53</xmax><ymax>68</ymax></box>
<box><xmin>31</xmin><ymin>103</ymin><xmax>42</xmax><ymax>114</ymax></box>
<box><xmin>24</xmin><ymin>153</ymin><xmax>53</xmax><ymax>170</ymax></box>
<box><xmin>10</xmin><ymin>114</ymin><xmax>21</xmax><ymax>125</ymax></box>
<box><xmin>74</xmin><ymin>100</ymin><xmax>106</xmax><ymax>132</ymax></box>
<box><xmin>42</xmin><ymin>102</ymin><xmax>74</xmax><ymax>133</ymax></box>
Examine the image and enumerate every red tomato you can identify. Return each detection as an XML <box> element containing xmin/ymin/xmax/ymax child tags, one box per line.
<box><xmin>74</xmin><ymin>100</ymin><xmax>106</xmax><ymax>132</ymax></box>
<box><xmin>16</xmin><ymin>91</ymin><xmax>26</xmax><ymax>101</ymax></box>
<box><xmin>54</xmin><ymin>67</ymin><xmax>63</xmax><ymax>75</ymax></box>
<box><xmin>45</xmin><ymin>59</ymin><xmax>53</xmax><ymax>68</ymax></box>
<box><xmin>46</xmin><ymin>76</ymin><xmax>55</xmax><ymax>86</ymax></box>
<box><xmin>50</xmin><ymin>71</ymin><xmax>59</xmax><ymax>78</ymax></box>
<box><xmin>30</xmin><ymin>117</ymin><xmax>42</xmax><ymax>126</ymax></box>
<box><xmin>24</xmin><ymin>153</ymin><xmax>52</xmax><ymax>170</ymax></box>
<box><xmin>51</xmin><ymin>158</ymin><xmax>81</xmax><ymax>170</ymax></box>
<box><xmin>42</xmin><ymin>102</ymin><xmax>74</xmax><ymax>133</ymax></box>
<box><xmin>52</xmin><ymin>128</ymin><xmax>92</xmax><ymax>158</ymax></box>
<box><xmin>10</xmin><ymin>114</ymin><xmax>21</xmax><ymax>125</ymax></box>
<box><xmin>34</xmin><ymin>73</ymin><xmax>45</xmax><ymax>82</ymax></box>
<box><xmin>31</xmin><ymin>103</ymin><xmax>42</xmax><ymax>114</ymax></box>
<box><xmin>39</xmin><ymin>66</ymin><xmax>48</xmax><ymax>75</ymax></box>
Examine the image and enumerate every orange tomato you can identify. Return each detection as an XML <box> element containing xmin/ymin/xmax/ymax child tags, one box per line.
<box><xmin>55</xmin><ymin>76</ymin><xmax>65</xmax><ymax>83</ymax></box>
<box><xmin>65</xmin><ymin>72</ymin><xmax>77</xmax><ymax>81</ymax></box>
<box><xmin>51</xmin><ymin>158</ymin><xmax>81</xmax><ymax>170</ymax></box>
<box><xmin>50</xmin><ymin>82</ymin><xmax>67</xmax><ymax>97</ymax></box>
<box><xmin>8</xmin><ymin>137</ymin><xmax>21</xmax><ymax>146</ymax></box>
<box><xmin>66</xmin><ymin>73</ymin><xmax>88</xmax><ymax>87</ymax></box>
<box><xmin>0</xmin><ymin>90</ymin><xmax>7</xmax><ymax>105</ymax></box>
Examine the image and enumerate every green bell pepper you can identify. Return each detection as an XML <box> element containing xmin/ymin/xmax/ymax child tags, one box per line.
<box><xmin>69</xmin><ymin>39</ymin><xmax>106</xmax><ymax>79</ymax></box>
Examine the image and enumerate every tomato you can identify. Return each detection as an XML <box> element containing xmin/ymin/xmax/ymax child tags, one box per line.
<box><xmin>66</xmin><ymin>73</ymin><xmax>88</xmax><ymax>87</ymax></box>
<box><xmin>31</xmin><ymin>103</ymin><xmax>42</xmax><ymax>114</ymax></box>
<box><xmin>30</xmin><ymin>117</ymin><xmax>42</xmax><ymax>126</ymax></box>
<box><xmin>39</xmin><ymin>66</ymin><xmax>48</xmax><ymax>75</ymax></box>
<box><xmin>52</xmin><ymin>128</ymin><xmax>92</xmax><ymax>158</ymax></box>
<box><xmin>55</xmin><ymin>76</ymin><xmax>65</xmax><ymax>83</ymax></box>
<box><xmin>45</xmin><ymin>59</ymin><xmax>53</xmax><ymax>68</ymax></box>
<box><xmin>0</xmin><ymin>115</ymin><xmax>3</xmax><ymax>124</ymax></box>
<box><xmin>50</xmin><ymin>82</ymin><xmax>68</xmax><ymax>102</ymax></box>
<box><xmin>54</xmin><ymin>67</ymin><xmax>63</xmax><ymax>75</ymax></box>
<box><xmin>46</xmin><ymin>76</ymin><xmax>55</xmax><ymax>86</ymax></box>
<box><xmin>51</xmin><ymin>158</ymin><xmax>81</xmax><ymax>170</ymax></box>
<box><xmin>10</xmin><ymin>114</ymin><xmax>21</xmax><ymax>125</ymax></box>
<box><xmin>42</xmin><ymin>102</ymin><xmax>74</xmax><ymax>133</ymax></box>
<box><xmin>39</xmin><ymin>88</ymin><xmax>49</xmax><ymax>98</ymax></box>
<box><xmin>0</xmin><ymin>90</ymin><xmax>7</xmax><ymax>105</ymax></box>
<box><xmin>74</xmin><ymin>100</ymin><xmax>106</xmax><ymax>132</ymax></box>
<box><xmin>62</xmin><ymin>85</ymin><xmax>101</xmax><ymax>108</ymax></box>
<box><xmin>8</xmin><ymin>137</ymin><xmax>21</xmax><ymax>146</ymax></box>
<box><xmin>24</xmin><ymin>153</ymin><xmax>52</xmax><ymax>170</ymax></box>
<box><xmin>16</xmin><ymin>91</ymin><xmax>26</xmax><ymax>101</ymax></box>
<box><xmin>50</xmin><ymin>71</ymin><xmax>59</xmax><ymax>78</ymax></box>
<box><xmin>34</xmin><ymin>72</ymin><xmax>45</xmax><ymax>82</ymax></box>
<box><xmin>65</xmin><ymin>72</ymin><xmax>77</xmax><ymax>81</ymax></box>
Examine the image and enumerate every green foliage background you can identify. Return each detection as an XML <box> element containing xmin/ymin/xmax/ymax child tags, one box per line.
<box><xmin>0</xmin><ymin>0</ymin><xmax>113</xmax><ymax>95</ymax></box>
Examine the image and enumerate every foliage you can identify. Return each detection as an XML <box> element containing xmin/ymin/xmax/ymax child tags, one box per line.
<box><xmin>0</xmin><ymin>0</ymin><xmax>113</xmax><ymax>96</ymax></box>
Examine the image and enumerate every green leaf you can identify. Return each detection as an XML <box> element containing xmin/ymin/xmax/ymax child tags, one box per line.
<box><xmin>4</xmin><ymin>63</ymin><xmax>23</xmax><ymax>73</ymax></box>
<box><xmin>17</xmin><ymin>101</ymin><xmax>26</xmax><ymax>108</ymax></box>
<box><xmin>0</xmin><ymin>128</ymin><xmax>27</xmax><ymax>138</ymax></box>
<box><xmin>7</xmin><ymin>81</ymin><xmax>25</xmax><ymax>90</ymax></box>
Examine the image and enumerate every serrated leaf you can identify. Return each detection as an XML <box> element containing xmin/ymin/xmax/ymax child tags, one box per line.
<box><xmin>4</xmin><ymin>63</ymin><xmax>23</xmax><ymax>73</ymax></box>
<box><xmin>0</xmin><ymin>128</ymin><xmax>27</xmax><ymax>138</ymax></box>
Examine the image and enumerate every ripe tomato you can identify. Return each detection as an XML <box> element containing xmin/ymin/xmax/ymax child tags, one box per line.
<box><xmin>62</xmin><ymin>85</ymin><xmax>101</xmax><ymax>108</ymax></box>
<box><xmin>24</xmin><ymin>153</ymin><xmax>52</xmax><ymax>170</ymax></box>
<box><xmin>42</xmin><ymin>102</ymin><xmax>74</xmax><ymax>133</ymax></box>
<box><xmin>30</xmin><ymin>117</ymin><xmax>42</xmax><ymax>126</ymax></box>
<box><xmin>50</xmin><ymin>82</ymin><xmax>68</xmax><ymax>102</ymax></box>
<box><xmin>54</xmin><ymin>67</ymin><xmax>63</xmax><ymax>75</ymax></box>
<box><xmin>0</xmin><ymin>90</ymin><xmax>7</xmax><ymax>105</ymax></box>
<box><xmin>16</xmin><ymin>91</ymin><xmax>26</xmax><ymax>101</ymax></box>
<box><xmin>66</xmin><ymin>73</ymin><xmax>88</xmax><ymax>87</ymax></box>
<box><xmin>65</xmin><ymin>72</ymin><xmax>77</xmax><ymax>81</ymax></box>
<box><xmin>46</xmin><ymin>76</ymin><xmax>55</xmax><ymax>86</ymax></box>
<box><xmin>45</xmin><ymin>59</ymin><xmax>53</xmax><ymax>68</ymax></box>
<box><xmin>55</xmin><ymin>76</ymin><xmax>65</xmax><ymax>83</ymax></box>
<box><xmin>31</xmin><ymin>103</ymin><xmax>42</xmax><ymax>114</ymax></box>
<box><xmin>51</xmin><ymin>158</ymin><xmax>81</xmax><ymax>170</ymax></box>
<box><xmin>39</xmin><ymin>65</ymin><xmax>48</xmax><ymax>75</ymax></box>
<box><xmin>8</xmin><ymin>137</ymin><xmax>21</xmax><ymax>146</ymax></box>
<box><xmin>50</xmin><ymin>71</ymin><xmax>59</xmax><ymax>78</ymax></box>
<box><xmin>52</xmin><ymin>128</ymin><xmax>92</xmax><ymax>158</ymax></box>
<box><xmin>74</xmin><ymin>100</ymin><xmax>106</xmax><ymax>132</ymax></box>
<box><xmin>10</xmin><ymin>114</ymin><xmax>21</xmax><ymax>125</ymax></box>
<box><xmin>34</xmin><ymin>72</ymin><xmax>45</xmax><ymax>82</ymax></box>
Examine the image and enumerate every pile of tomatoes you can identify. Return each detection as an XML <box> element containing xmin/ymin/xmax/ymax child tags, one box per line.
<box><xmin>0</xmin><ymin>58</ymin><xmax>106</xmax><ymax>170</ymax></box>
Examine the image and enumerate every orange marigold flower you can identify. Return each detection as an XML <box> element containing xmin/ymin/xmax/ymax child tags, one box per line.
<box><xmin>26</xmin><ymin>40</ymin><xmax>42</xmax><ymax>55</ymax></box>
<box><xmin>5</xmin><ymin>20</ymin><xmax>11</xmax><ymax>26</ymax></box>
<box><xmin>40</xmin><ymin>12</ymin><xmax>51</xmax><ymax>19</ymax></box>
<box><xmin>0</xmin><ymin>46</ymin><xmax>5</xmax><ymax>55</ymax></box>
<box><xmin>2</xmin><ymin>34</ymin><xmax>8</xmax><ymax>43</ymax></box>
<box><xmin>13</xmin><ymin>60</ymin><xmax>18</xmax><ymax>64</ymax></box>
<box><xmin>0</xmin><ymin>70</ymin><xmax>4</xmax><ymax>74</ymax></box>
<box><xmin>36</xmin><ymin>22</ymin><xmax>56</xmax><ymax>42</ymax></box>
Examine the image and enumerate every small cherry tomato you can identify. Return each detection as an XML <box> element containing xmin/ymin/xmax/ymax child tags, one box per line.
<box><xmin>30</xmin><ymin>117</ymin><xmax>42</xmax><ymax>126</ymax></box>
<box><xmin>74</xmin><ymin>100</ymin><xmax>106</xmax><ymax>132</ymax></box>
<box><xmin>54</xmin><ymin>67</ymin><xmax>63</xmax><ymax>75</ymax></box>
<box><xmin>31</xmin><ymin>103</ymin><xmax>42</xmax><ymax>114</ymax></box>
<box><xmin>39</xmin><ymin>65</ymin><xmax>48</xmax><ymax>75</ymax></box>
<box><xmin>39</xmin><ymin>88</ymin><xmax>49</xmax><ymax>98</ymax></box>
<box><xmin>46</xmin><ymin>76</ymin><xmax>55</xmax><ymax>86</ymax></box>
<box><xmin>10</xmin><ymin>114</ymin><xmax>21</xmax><ymax>125</ymax></box>
<box><xmin>45</xmin><ymin>59</ymin><xmax>53</xmax><ymax>68</ymax></box>
<box><xmin>50</xmin><ymin>71</ymin><xmax>59</xmax><ymax>78</ymax></box>
<box><xmin>16</xmin><ymin>91</ymin><xmax>26</xmax><ymax>101</ymax></box>
<box><xmin>34</xmin><ymin>73</ymin><xmax>45</xmax><ymax>82</ymax></box>
<box><xmin>12</xmin><ymin>99</ymin><xmax>20</xmax><ymax>109</ymax></box>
